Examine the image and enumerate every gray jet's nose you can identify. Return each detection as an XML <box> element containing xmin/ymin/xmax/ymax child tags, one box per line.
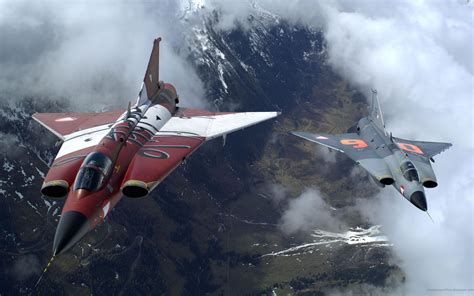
<box><xmin>410</xmin><ymin>191</ymin><xmax>427</xmax><ymax>211</ymax></box>
<box><xmin>53</xmin><ymin>211</ymin><xmax>90</xmax><ymax>256</ymax></box>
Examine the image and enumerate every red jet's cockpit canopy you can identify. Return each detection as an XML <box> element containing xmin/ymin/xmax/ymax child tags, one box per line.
<box><xmin>73</xmin><ymin>152</ymin><xmax>112</xmax><ymax>192</ymax></box>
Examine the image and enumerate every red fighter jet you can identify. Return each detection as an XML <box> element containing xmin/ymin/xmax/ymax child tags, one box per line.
<box><xmin>33</xmin><ymin>38</ymin><xmax>279</xmax><ymax>256</ymax></box>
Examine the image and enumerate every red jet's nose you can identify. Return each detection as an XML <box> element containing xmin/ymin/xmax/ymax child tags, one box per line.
<box><xmin>53</xmin><ymin>211</ymin><xmax>90</xmax><ymax>255</ymax></box>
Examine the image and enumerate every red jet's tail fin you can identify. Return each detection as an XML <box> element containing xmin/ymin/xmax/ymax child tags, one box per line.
<box><xmin>138</xmin><ymin>37</ymin><xmax>162</xmax><ymax>106</ymax></box>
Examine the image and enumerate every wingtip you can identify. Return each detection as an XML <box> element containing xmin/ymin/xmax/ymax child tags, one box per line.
<box><xmin>266</xmin><ymin>111</ymin><xmax>281</xmax><ymax>118</ymax></box>
<box><xmin>266</xmin><ymin>111</ymin><xmax>280</xmax><ymax>119</ymax></box>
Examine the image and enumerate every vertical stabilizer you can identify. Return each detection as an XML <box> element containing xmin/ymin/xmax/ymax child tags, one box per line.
<box><xmin>370</xmin><ymin>89</ymin><xmax>386</xmax><ymax>133</ymax></box>
<box><xmin>137</xmin><ymin>37</ymin><xmax>162</xmax><ymax>106</ymax></box>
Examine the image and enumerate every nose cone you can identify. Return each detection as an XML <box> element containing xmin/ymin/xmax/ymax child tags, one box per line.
<box><xmin>53</xmin><ymin>211</ymin><xmax>90</xmax><ymax>256</ymax></box>
<box><xmin>410</xmin><ymin>191</ymin><xmax>427</xmax><ymax>211</ymax></box>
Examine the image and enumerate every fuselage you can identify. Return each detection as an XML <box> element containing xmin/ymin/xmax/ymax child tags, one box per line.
<box><xmin>53</xmin><ymin>83</ymin><xmax>178</xmax><ymax>255</ymax></box>
<box><xmin>357</xmin><ymin>116</ymin><xmax>427</xmax><ymax>211</ymax></box>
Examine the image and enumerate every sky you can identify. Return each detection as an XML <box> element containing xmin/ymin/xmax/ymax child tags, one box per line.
<box><xmin>0</xmin><ymin>0</ymin><xmax>472</xmax><ymax>294</ymax></box>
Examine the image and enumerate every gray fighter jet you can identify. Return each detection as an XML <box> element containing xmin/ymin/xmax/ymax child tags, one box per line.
<box><xmin>292</xmin><ymin>90</ymin><xmax>451</xmax><ymax>213</ymax></box>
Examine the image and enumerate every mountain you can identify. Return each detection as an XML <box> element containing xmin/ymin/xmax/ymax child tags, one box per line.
<box><xmin>0</xmin><ymin>8</ymin><xmax>403</xmax><ymax>295</ymax></box>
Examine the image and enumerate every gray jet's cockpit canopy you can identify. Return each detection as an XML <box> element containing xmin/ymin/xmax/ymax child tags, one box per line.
<box><xmin>400</xmin><ymin>161</ymin><xmax>419</xmax><ymax>182</ymax></box>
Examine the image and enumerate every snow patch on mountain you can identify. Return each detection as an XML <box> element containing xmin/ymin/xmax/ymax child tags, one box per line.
<box><xmin>35</xmin><ymin>167</ymin><xmax>45</xmax><ymax>178</ymax></box>
<box><xmin>312</xmin><ymin>225</ymin><xmax>389</xmax><ymax>245</ymax></box>
<box><xmin>14</xmin><ymin>191</ymin><xmax>24</xmax><ymax>200</ymax></box>
<box><xmin>263</xmin><ymin>225</ymin><xmax>390</xmax><ymax>257</ymax></box>
<box><xmin>3</xmin><ymin>159</ymin><xmax>14</xmax><ymax>172</ymax></box>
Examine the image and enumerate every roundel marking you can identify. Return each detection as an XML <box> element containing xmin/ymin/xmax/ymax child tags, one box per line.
<box><xmin>397</xmin><ymin>143</ymin><xmax>424</xmax><ymax>154</ymax></box>
<box><xmin>55</xmin><ymin>117</ymin><xmax>77</xmax><ymax>122</ymax></box>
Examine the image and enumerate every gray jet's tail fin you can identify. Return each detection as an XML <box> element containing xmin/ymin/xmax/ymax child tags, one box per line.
<box><xmin>369</xmin><ymin>89</ymin><xmax>386</xmax><ymax>134</ymax></box>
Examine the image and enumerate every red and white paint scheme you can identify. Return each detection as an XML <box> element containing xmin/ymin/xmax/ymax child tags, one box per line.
<box><xmin>33</xmin><ymin>37</ymin><xmax>279</xmax><ymax>256</ymax></box>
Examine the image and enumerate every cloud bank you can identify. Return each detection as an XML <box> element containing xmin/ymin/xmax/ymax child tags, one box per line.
<box><xmin>0</xmin><ymin>0</ymin><xmax>206</xmax><ymax>109</ymax></box>
<box><xmin>315</xmin><ymin>2</ymin><xmax>474</xmax><ymax>294</ymax></box>
<box><xmin>280</xmin><ymin>188</ymin><xmax>345</xmax><ymax>234</ymax></box>
<box><xmin>0</xmin><ymin>132</ymin><xmax>21</xmax><ymax>158</ymax></box>
<box><xmin>12</xmin><ymin>254</ymin><xmax>40</xmax><ymax>281</ymax></box>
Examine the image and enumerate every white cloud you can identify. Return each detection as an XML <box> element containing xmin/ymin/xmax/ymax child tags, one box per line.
<box><xmin>12</xmin><ymin>254</ymin><xmax>40</xmax><ymax>281</ymax></box>
<box><xmin>0</xmin><ymin>0</ymin><xmax>207</xmax><ymax>110</ymax></box>
<box><xmin>280</xmin><ymin>188</ymin><xmax>345</xmax><ymax>234</ymax></box>
<box><xmin>267</xmin><ymin>183</ymin><xmax>288</xmax><ymax>205</ymax></box>
<box><xmin>315</xmin><ymin>145</ymin><xmax>337</xmax><ymax>163</ymax></box>
<box><xmin>0</xmin><ymin>132</ymin><xmax>21</xmax><ymax>158</ymax></box>
<box><xmin>316</xmin><ymin>2</ymin><xmax>474</xmax><ymax>293</ymax></box>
